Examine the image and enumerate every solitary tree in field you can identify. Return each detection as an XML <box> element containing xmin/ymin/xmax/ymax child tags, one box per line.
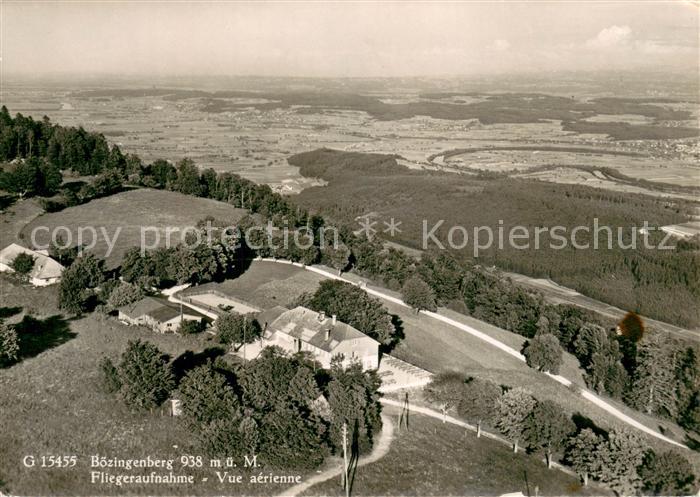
<box><xmin>217</xmin><ymin>313</ymin><xmax>261</xmax><ymax>348</ymax></box>
<box><xmin>58</xmin><ymin>268</ymin><xmax>90</xmax><ymax>315</ymax></box>
<box><xmin>424</xmin><ymin>372</ymin><xmax>467</xmax><ymax>422</ymax></box>
<box><xmin>401</xmin><ymin>275</ymin><xmax>437</xmax><ymax>312</ymax></box>
<box><xmin>565</xmin><ymin>428</ymin><xmax>601</xmax><ymax>487</ymax></box>
<box><xmin>0</xmin><ymin>320</ymin><xmax>19</xmax><ymax>366</ymax></box>
<box><xmin>11</xmin><ymin>252</ymin><xmax>35</xmax><ymax>277</ymax></box>
<box><xmin>457</xmin><ymin>377</ymin><xmax>501</xmax><ymax>437</ymax></box>
<box><xmin>57</xmin><ymin>254</ymin><xmax>106</xmax><ymax>315</ymax></box>
<box><xmin>523</xmin><ymin>333</ymin><xmax>564</xmax><ymax>374</ymax></box>
<box><xmin>524</xmin><ymin>400</ymin><xmax>575</xmax><ymax>468</ymax></box>
<box><xmin>495</xmin><ymin>387</ymin><xmax>537</xmax><ymax>453</ymax></box>
<box><xmin>117</xmin><ymin>340</ymin><xmax>175</xmax><ymax>410</ymax></box>
<box><xmin>638</xmin><ymin>450</ymin><xmax>696</xmax><ymax>496</ymax></box>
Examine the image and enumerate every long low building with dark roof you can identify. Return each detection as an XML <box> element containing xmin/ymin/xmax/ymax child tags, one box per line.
<box><xmin>118</xmin><ymin>296</ymin><xmax>208</xmax><ymax>333</ymax></box>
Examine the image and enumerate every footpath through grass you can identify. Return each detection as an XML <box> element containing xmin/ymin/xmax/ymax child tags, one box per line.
<box><xmin>302</xmin><ymin>405</ymin><xmax>607</xmax><ymax>497</ymax></box>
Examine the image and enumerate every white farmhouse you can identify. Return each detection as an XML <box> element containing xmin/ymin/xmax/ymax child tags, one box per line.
<box><xmin>0</xmin><ymin>243</ymin><xmax>64</xmax><ymax>286</ymax></box>
<box><xmin>262</xmin><ymin>306</ymin><xmax>380</xmax><ymax>370</ymax></box>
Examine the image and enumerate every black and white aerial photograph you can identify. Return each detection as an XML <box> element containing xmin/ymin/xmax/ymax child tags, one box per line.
<box><xmin>0</xmin><ymin>1</ymin><xmax>698</xmax><ymax>496</ymax></box>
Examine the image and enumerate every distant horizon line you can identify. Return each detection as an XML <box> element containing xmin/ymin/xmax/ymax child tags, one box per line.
<box><xmin>1</xmin><ymin>67</ymin><xmax>697</xmax><ymax>82</ymax></box>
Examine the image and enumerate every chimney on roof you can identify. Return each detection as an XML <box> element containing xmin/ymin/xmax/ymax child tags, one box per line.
<box><xmin>332</xmin><ymin>314</ymin><xmax>337</xmax><ymax>326</ymax></box>
<box><xmin>318</xmin><ymin>311</ymin><xmax>326</xmax><ymax>322</ymax></box>
<box><xmin>325</xmin><ymin>328</ymin><xmax>331</xmax><ymax>340</ymax></box>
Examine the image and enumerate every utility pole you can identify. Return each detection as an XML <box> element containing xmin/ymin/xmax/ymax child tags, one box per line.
<box><xmin>398</xmin><ymin>392</ymin><xmax>410</xmax><ymax>431</ymax></box>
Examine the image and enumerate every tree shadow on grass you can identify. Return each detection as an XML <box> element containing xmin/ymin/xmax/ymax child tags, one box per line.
<box><xmin>0</xmin><ymin>193</ymin><xmax>17</xmax><ymax>211</ymax></box>
<box><xmin>0</xmin><ymin>306</ymin><xmax>23</xmax><ymax>319</ymax></box>
<box><xmin>684</xmin><ymin>434</ymin><xmax>700</xmax><ymax>452</ymax></box>
<box><xmin>347</xmin><ymin>418</ymin><xmax>361</xmax><ymax>497</ymax></box>
<box><xmin>571</xmin><ymin>412</ymin><xmax>608</xmax><ymax>438</ymax></box>
<box><xmin>379</xmin><ymin>314</ymin><xmax>405</xmax><ymax>357</ymax></box>
<box><xmin>13</xmin><ymin>314</ymin><xmax>76</xmax><ymax>361</ymax></box>
<box><xmin>171</xmin><ymin>346</ymin><xmax>227</xmax><ymax>382</ymax></box>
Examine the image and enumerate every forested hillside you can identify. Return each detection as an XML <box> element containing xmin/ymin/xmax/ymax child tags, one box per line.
<box><xmin>290</xmin><ymin>149</ymin><xmax>700</xmax><ymax>328</ymax></box>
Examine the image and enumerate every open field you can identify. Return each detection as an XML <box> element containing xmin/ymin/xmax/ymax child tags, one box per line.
<box><xmin>0</xmin><ymin>198</ymin><xmax>44</xmax><ymax>246</ymax></box>
<box><xmin>302</xmin><ymin>404</ymin><xmax>605</xmax><ymax>497</ymax></box>
<box><xmin>20</xmin><ymin>188</ymin><xmax>247</xmax><ymax>267</ymax></box>
<box><xmin>0</xmin><ymin>277</ymin><xmax>313</xmax><ymax>496</ymax></box>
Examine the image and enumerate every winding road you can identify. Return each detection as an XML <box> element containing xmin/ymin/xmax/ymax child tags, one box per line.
<box><xmin>258</xmin><ymin>258</ymin><xmax>687</xmax><ymax>449</ymax></box>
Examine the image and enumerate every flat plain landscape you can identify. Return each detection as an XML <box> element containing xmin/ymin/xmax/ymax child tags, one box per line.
<box><xmin>2</xmin><ymin>76</ymin><xmax>697</xmax><ymax>197</ymax></box>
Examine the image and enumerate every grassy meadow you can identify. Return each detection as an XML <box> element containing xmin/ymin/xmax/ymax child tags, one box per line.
<box><xmin>0</xmin><ymin>276</ymin><xmax>310</xmax><ymax>496</ymax></box>
<box><xmin>20</xmin><ymin>188</ymin><xmax>247</xmax><ymax>267</ymax></box>
<box><xmin>302</xmin><ymin>405</ymin><xmax>608</xmax><ymax>497</ymax></box>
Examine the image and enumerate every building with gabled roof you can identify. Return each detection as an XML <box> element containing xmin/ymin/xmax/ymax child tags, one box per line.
<box><xmin>118</xmin><ymin>296</ymin><xmax>206</xmax><ymax>333</ymax></box>
<box><xmin>264</xmin><ymin>306</ymin><xmax>380</xmax><ymax>370</ymax></box>
<box><xmin>0</xmin><ymin>243</ymin><xmax>64</xmax><ymax>286</ymax></box>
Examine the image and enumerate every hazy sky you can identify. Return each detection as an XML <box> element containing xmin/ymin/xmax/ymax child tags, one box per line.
<box><xmin>2</xmin><ymin>1</ymin><xmax>698</xmax><ymax>77</ymax></box>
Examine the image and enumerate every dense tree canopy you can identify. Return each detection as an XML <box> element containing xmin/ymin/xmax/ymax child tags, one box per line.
<box><xmin>523</xmin><ymin>333</ymin><xmax>564</xmax><ymax>374</ymax></box>
<box><xmin>115</xmin><ymin>340</ymin><xmax>175</xmax><ymax>410</ymax></box>
<box><xmin>457</xmin><ymin>376</ymin><xmax>502</xmax><ymax>437</ymax></box>
<box><xmin>178</xmin><ymin>364</ymin><xmax>240</xmax><ymax>427</ymax></box>
<box><xmin>524</xmin><ymin>400</ymin><xmax>575</xmax><ymax>468</ymax></box>
<box><xmin>401</xmin><ymin>275</ymin><xmax>437</xmax><ymax>312</ymax></box>
<box><xmin>301</xmin><ymin>280</ymin><xmax>396</xmax><ymax>346</ymax></box>
<box><xmin>11</xmin><ymin>252</ymin><xmax>35</xmax><ymax>276</ymax></box>
<box><xmin>495</xmin><ymin>387</ymin><xmax>537</xmax><ymax>453</ymax></box>
<box><xmin>639</xmin><ymin>450</ymin><xmax>696</xmax><ymax>496</ymax></box>
<box><xmin>565</xmin><ymin>428</ymin><xmax>602</xmax><ymax>487</ymax></box>
<box><xmin>217</xmin><ymin>313</ymin><xmax>261</xmax><ymax>346</ymax></box>
<box><xmin>0</xmin><ymin>320</ymin><xmax>19</xmax><ymax>366</ymax></box>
